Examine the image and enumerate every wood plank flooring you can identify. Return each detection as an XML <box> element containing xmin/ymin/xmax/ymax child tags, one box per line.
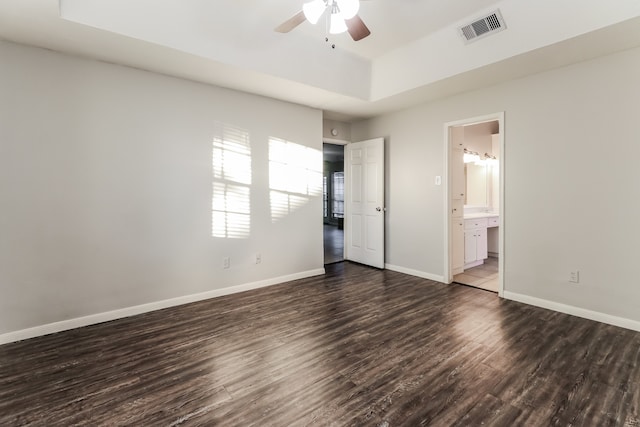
<box><xmin>1</xmin><ymin>262</ymin><xmax>639</xmax><ymax>426</ymax></box>
<box><xmin>323</xmin><ymin>224</ymin><xmax>344</xmax><ymax>264</ymax></box>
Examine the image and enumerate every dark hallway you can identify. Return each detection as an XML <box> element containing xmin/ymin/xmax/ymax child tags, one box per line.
<box><xmin>323</xmin><ymin>143</ymin><xmax>345</xmax><ymax>264</ymax></box>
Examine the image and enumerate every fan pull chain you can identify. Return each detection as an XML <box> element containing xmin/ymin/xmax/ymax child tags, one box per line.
<box><xmin>325</xmin><ymin>37</ymin><xmax>336</xmax><ymax>49</ymax></box>
<box><xmin>324</xmin><ymin>17</ymin><xmax>336</xmax><ymax>49</ymax></box>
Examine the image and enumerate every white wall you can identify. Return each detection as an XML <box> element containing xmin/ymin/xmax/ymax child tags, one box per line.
<box><xmin>322</xmin><ymin>119</ymin><xmax>352</xmax><ymax>142</ymax></box>
<box><xmin>353</xmin><ymin>46</ymin><xmax>640</xmax><ymax>327</ymax></box>
<box><xmin>0</xmin><ymin>41</ymin><xmax>324</xmax><ymax>338</ymax></box>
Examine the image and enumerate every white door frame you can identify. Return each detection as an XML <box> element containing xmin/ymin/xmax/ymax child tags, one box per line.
<box><xmin>323</xmin><ymin>138</ymin><xmax>349</xmax><ymax>261</ymax></box>
<box><xmin>443</xmin><ymin>112</ymin><xmax>505</xmax><ymax>297</ymax></box>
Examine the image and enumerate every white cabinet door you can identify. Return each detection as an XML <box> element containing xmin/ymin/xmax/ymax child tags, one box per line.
<box><xmin>451</xmin><ymin>199</ymin><xmax>463</xmax><ymax>219</ymax></box>
<box><xmin>476</xmin><ymin>227</ymin><xmax>488</xmax><ymax>260</ymax></box>
<box><xmin>452</xmin><ymin>220</ymin><xmax>464</xmax><ymax>271</ymax></box>
<box><xmin>464</xmin><ymin>227</ymin><xmax>488</xmax><ymax>264</ymax></box>
<box><xmin>451</xmin><ymin>147</ymin><xmax>465</xmax><ymax>200</ymax></box>
<box><xmin>464</xmin><ymin>230</ymin><xmax>477</xmax><ymax>264</ymax></box>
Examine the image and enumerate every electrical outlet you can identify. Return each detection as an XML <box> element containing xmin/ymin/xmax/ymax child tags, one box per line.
<box><xmin>223</xmin><ymin>257</ymin><xmax>230</xmax><ymax>269</ymax></box>
<box><xmin>255</xmin><ymin>253</ymin><xmax>261</xmax><ymax>264</ymax></box>
<box><xmin>569</xmin><ymin>270</ymin><xmax>579</xmax><ymax>283</ymax></box>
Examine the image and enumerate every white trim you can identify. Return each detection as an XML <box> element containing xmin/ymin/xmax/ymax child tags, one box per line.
<box><xmin>0</xmin><ymin>268</ymin><xmax>325</xmax><ymax>345</ymax></box>
<box><xmin>443</xmin><ymin>112</ymin><xmax>505</xmax><ymax>298</ymax></box>
<box><xmin>503</xmin><ymin>291</ymin><xmax>640</xmax><ymax>333</ymax></box>
<box><xmin>497</xmin><ymin>112</ymin><xmax>505</xmax><ymax>297</ymax></box>
<box><xmin>445</xmin><ymin>113</ymin><xmax>504</xmax><ymax>128</ymax></box>
<box><xmin>385</xmin><ymin>263</ymin><xmax>445</xmax><ymax>283</ymax></box>
<box><xmin>344</xmin><ymin>141</ymin><xmax>351</xmax><ymax>262</ymax></box>
<box><xmin>443</xmin><ymin>124</ymin><xmax>451</xmax><ymax>283</ymax></box>
<box><xmin>323</xmin><ymin>137</ymin><xmax>350</xmax><ymax>145</ymax></box>
<box><xmin>323</xmin><ymin>139</ymin><xmax>347</xmax><ymax>259</ymax></box>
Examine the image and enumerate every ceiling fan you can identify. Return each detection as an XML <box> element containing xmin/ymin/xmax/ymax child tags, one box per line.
<box><xmin>275</xmin><ymin>0</ymin><xmax>371</xmax><ymax>41</ymax></box>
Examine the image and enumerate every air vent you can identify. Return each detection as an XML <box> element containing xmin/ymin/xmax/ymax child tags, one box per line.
<box><xmin>459</xmin><ymin>10</ymin><xmax>506</xmax><ymax>44</ymax></box>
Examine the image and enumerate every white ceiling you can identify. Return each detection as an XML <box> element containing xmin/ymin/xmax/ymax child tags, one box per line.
<box><xmin>274</xmin><ymin>0</ymin><xmax>505</xmax><ymax>59</ymax></box>
<box><xmin>1</xmin><ymin>0</ymin><xmax>640</xmax><ymax>121</ymax></box>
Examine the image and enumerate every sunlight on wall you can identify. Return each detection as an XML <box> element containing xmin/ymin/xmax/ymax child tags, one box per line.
<box><xmin>269</xmin><ymin>138</ymin><xmax>322</xmax><ymax>222</ymax></box>
<box><xmin>212</xmin><ymin>183</ymin><xmax>251</xmax><ymax>239</ymax></box>
<box><xmin>212</xmin><ymin>123</ymin><xmax>252</xmax><ymax>238</ymax></box>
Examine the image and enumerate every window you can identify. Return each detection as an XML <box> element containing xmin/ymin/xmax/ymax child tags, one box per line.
<box><xmin>332</xmin><ymin>172</ymin><xmax>344</xmax><ymax>218</ymax></box>
<box><xmin>323</xmin><ymin>176</ymin><xmax>328</xmax><ymax>218</ymax></box>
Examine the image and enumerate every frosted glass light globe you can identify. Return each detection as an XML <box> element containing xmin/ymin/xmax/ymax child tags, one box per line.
<box><xmin>338</xmin><ymin>0</ymin><xmax>359</xmax><ymax>20</ymax></box>
<box><xmin>303</xmin><ymin>0</ymin><xmax>327</xmax><ymax>24</ymax></box>
<box><xmin>329</xmin><ymin>11</ymin><xmax>348</xmax><ymax>34</ymax></box>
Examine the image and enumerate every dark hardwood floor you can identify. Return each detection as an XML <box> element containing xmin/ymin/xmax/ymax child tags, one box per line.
<box><xmin>1</xmin><ymin>262</ymin><xmax>639</xmax><ymax>426</ymax></box>
<box><xmin>324</xmin><ymin>223</ymin><xmax>344</xmax><ymax>264</ymax></box>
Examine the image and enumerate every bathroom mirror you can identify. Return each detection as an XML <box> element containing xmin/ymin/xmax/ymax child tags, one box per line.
<box><xmin>465</xmin><ymin>163</ymin><xmax>489</xmax><ymax>207</ymax></box>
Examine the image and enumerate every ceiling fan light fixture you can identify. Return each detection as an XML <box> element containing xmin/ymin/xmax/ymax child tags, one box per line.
<box><xmin>303</xmin><ymin>0</ymin><xmax>326</xmax><ymax>25</ymax></box>
<box><xmin>339</xmin><ymin>0</ymin><xmax>359</xmax><ymax>20</ymax></box>
<box><xmin>329</xmin><ymin>11</ymin><xmax>348</xmax><ymax>34</ymax></box>
<box><xmin>274</xmin><ymin>0</ymin><xmax>370</xmax><ymax>41</ymax></box>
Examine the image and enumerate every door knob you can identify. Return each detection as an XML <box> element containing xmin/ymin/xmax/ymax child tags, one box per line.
<box><xmin>376</xmin><ymin>207</ymin><xmax>382</xmax><ymax>212</ymax></box>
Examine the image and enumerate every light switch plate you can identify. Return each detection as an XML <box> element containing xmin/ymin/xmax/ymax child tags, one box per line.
<box><xmin>569</xmin><ymin>270</ymin><xmax>579</xmax><ymax>283</ymax></box>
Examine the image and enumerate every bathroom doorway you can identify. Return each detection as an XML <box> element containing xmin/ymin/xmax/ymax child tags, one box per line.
<box><xmin>323</xmin><ymin>143</ymin><xmax>345</xmax><ymax>264</ymax></box>
<box><xmin>445</xmin><ymin>113</ymin><xmax>504</xmax><ymax>295</ymax></box>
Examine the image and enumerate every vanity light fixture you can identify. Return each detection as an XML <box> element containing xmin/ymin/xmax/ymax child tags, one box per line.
<box><xmin>464</xmin><ymin>149</ymin><xmax>498</xmax><ymax>166</ymax></box>
<box><xmin>463</xmin><ymin>148</ymin><xmax>481</xmax><ymax>163</ymax></box>
<box><xmin>484</xmin><ymin>153</ymin><xmax>498</xmax><ymax>166</ymax></box>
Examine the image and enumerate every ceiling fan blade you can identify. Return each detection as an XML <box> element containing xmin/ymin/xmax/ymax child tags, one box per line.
<box><xmin>345</xmin><ymin>15</ymin><xmax>371</xmax><ymax>41</ymax></box>
<box><xmin>274</xmin><ymin>10</ymin><xmax>306</xmax><ymax>33</ymax></box>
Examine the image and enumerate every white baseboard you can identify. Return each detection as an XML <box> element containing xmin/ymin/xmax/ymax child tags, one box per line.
<box><xmin>0</xmin><ymin>268</ymin><xmax>325</xmax><ymax>345</ymax></box>
<box><xmin>385</xmin><ymin>263</ymin><xmax>445</xmax><ymax>284</ymax></box>
<box><xmin>503</xmin><ymin>291</ymin><xmax>640</xmax><ymax>333</ymax></box>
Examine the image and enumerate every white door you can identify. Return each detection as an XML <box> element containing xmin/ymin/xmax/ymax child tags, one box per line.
<box><xmin>345</xmin><ymin>138</ymin><xmax>385</xmax><ymax>268</ymax></box>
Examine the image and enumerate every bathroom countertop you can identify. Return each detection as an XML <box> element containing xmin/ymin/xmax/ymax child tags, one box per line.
<box><xmin>463</xmin><ymin>212</ymin><xmax>499</xmax><ymax>219</ymax></box>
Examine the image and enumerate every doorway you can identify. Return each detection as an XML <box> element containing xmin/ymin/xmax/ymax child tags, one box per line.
<box><xmin>323</xmin><ymin>143</ymin><xmax>345</xmax><ymax>264</ymax></box>
<box><xmin>445</xmin><ymin>113</ymin><xmax>504</xmax><ymax>296</ymax></box>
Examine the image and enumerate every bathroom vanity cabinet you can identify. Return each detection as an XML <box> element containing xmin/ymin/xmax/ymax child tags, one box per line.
<box><xmin>463</xmin><ymin>215</ymin><xmax>499</xmax><ymax>269</ymax></box>
<box><xmin>464</xmin><ymin>218</ymin><xmax>488</xmax><ymax>267</ymax></box>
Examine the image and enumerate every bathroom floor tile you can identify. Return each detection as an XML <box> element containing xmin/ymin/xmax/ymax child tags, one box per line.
<box><xmin>463</xmin><ymin>268</ymin><xmax>496</xmax><ymax>279</ymax></box>
<box><xmin>476</xmin><ymin>277</ymin><xmax>499</xmax><ymax>292</ymax></box>
<box><xmin>454</xmin><ymin>257</ymin><xmax>499</xmax><ymax>293</ymax></box>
